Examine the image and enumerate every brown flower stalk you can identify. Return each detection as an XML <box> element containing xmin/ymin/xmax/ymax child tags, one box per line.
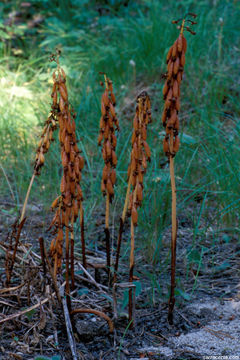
<box><xmin>20</xmin><ymin>65</ymin><xmax>59</xmax><ymax>223</ymax></box>
<box><xmin>126</xmin><ymin>91</ymin><xmax>151</xmax><ymax>326</ymax></box>
<box><xmin>162</xmin><ymin>15</ymin><xmax>196</xmax><ymax>324</ymax></box>
<box><xmin>114</xmin><ymin>92</ymin><xmax>151</xmax><ymax>286</ymax></box>
<box><xmin>48</xmin><ymin>55</ymin><xmax>85</xmax><ymax>300</ymax></box>
<box><xmin>98</xmin><ymin>74</ymin><xmax>119</xmax><ymax>280</ymax></box>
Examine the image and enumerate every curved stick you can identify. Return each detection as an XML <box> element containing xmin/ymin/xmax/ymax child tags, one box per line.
<box><xmin>71</xmin><ymin>308</ymin><xmax>114</xmax><ymax>333</ymax></box>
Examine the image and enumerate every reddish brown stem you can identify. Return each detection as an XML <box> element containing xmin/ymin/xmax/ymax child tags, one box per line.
<box><xmin>114</xmin><ymin>171</ymin><xmax>132</xmax><ymax>284</ymax></box>
<box><xmin>6</xmin><ymin>218</ymin><xmax>26</xmax><ymax>286</ymax></box>
<box><xmin>128</xmin><ymin>217</ymin><xmax>135</xmax><ymax>328</ymax></box>
<box><xmin>65</xmin><ymin>226</ymin><xmax>71</xmax><ymax>311</ymax></box>
<box><xmin>104</xmin><ymin>227</ymin><xmax>111</xmax><ymax>281</ymax></box>
<box><xmin>80</xmin><ymin>202</ymin><xmax>86</xmax><ymax>268</ymax></box>
<box><xmin>39</xmin><ymin>237</ymin><xmax>46</xmax><ymax>277</ymax></box>
<box><xmin>168</xmin><ymin>131</ymin><xmax>177</xmax><ymax>324</ymax></box>
<box><xmin>41</xmin><ymin>237</ymin><xmax>62</xmax><ymax>305</ymax></box>
<box><xmin>113</xmin><ymin>217</ymin><xmax>124</xmax><ymax>284</ymax></box>
<box><xmin>70</xmin><ymin>214</ymin><xmax>75</xmax><ymax>290</ymax></box>
<box><xmin>71</xmin><ymin>308</ymin><xmax>114</xmax><ymax>333</ymax></box>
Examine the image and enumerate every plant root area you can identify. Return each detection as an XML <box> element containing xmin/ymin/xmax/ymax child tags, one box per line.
<box><xmin>0</xmin><ymin>207</ymin><xmax>240</xmax><ymax>359</ymax></box>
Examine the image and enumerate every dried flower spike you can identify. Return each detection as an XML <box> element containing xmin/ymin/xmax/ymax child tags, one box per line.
<box><xmin>162</xmin><ymin>17</ymin><xmax>196</xmax><ymax>324</ymax></box>
<box><xmin>48</xmin><ymin>54</ymin><xmax>85</xmax><ymax>302</ymax></box>
<box><xmin>19</xmin><ymin>67</ymin><xmax>60</xmax><ymax>223</ymax></box>
<box><xmin>98</xmin><ymin>74</ymin><xmax>119</xmax><ymax>279</ymax></box>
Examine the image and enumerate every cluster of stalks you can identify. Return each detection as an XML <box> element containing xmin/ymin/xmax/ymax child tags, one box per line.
<box><xmin>5</xmin><ymin>16</ymin><xmax>197</xmax><ymax>333</ymax></box>
<box><xmin>113</xmin><ymin>91</ymin><xmax>151</xmax><ymax>325</ymax></box>
<box><xmin>98</xmin><ymin>74</ymin><xmax>119</xmax><ymax>279</ymax></box>
<box><xmin>161</xmin><ymin>14</ymin><xmax>196</xmax><ymax>324</ymax></box>
<box><xmin>48</xmin><ymin>55</ymin><xmax>85</xmax><ymax>302</ymax></box>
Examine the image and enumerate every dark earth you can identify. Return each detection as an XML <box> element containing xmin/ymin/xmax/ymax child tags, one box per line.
<box><xmin>0</xmin><ymin>201</ymin><xmax>239</xmax><ymax>360</ymax></box>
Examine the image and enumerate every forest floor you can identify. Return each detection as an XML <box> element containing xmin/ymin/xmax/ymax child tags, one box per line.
<box><xmin>0</xmin><ymin>201</ymin><xmax>239</xmax><ymax>360</ymax></box>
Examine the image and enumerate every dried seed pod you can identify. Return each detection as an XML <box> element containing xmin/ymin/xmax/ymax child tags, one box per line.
<box><xmin>39</xmin><ymin>152</ymin><xmax>45</xmax><ymax>164</ymax></box>
<box><xmin>133</xmin><ymin>115</ymin><xmax>138</xmax><ymax>131</ymax></box>
<box><xmin>173</xmin><ymin>57</ymin><xmax>180</xmax><ymax>75</ymax></box>
<box><xmin>110</xmin><ymin>92</ymin><xmax>116</xmax><ymax>105</ymax></box>
<box><xmin>167</xmin><ymin>109</ymin><xmax>177</xmax><ymax>128</ymax></box>
<box><xmin>61</xmin><ymin>68</ymin><xmax>66</xmax><ymax>79</ymax></box>
<box><xmin>175</xmin><ymin>97</ymin><xmax>180</xmax><ymax>111</ymax></box>
<box><xmin>53</xmin><ymin>91</ymin><xmax>58</xmax><ymax>106</ymax></box>
<box><xmin>104</xmin><ymin>124</ymin><xmax>109</xmax><ymax>139</ymax></box>
<box><xmin>59</xmin><ymin>83</ymin><xmax>68</xmax><ymax>102</ymax></box>
<box><xmin>163</xmin><ymin>82</ymin><xmax>169</xmax><ymax>98</ymax></box>
<box><xmin>143</xmin><ymin>141</ymin><xmax>151</xmax><ymax>159</ymax></box>
<box><xmin>73</xmin><ymin>200</ymin><xmax>79</xmax><ymax>220</ymax></box>
<box><xmin>165</xmin><ymin>88</ymin><xmax>173</xmax><ymax>109</ymax></box>
<box><xmin>142</xmin><ymin>125</ymin><xmax>147</xmax><ymax>141</ymax></box>
<box><xmin>110</xmin><ymin>169</ymin><xmax>116</xmax><ymax>185</ymax></box>
<box><xmin>173</xmin><ymin>135</ymin><xmax>180</xmax><ymax>153</ymax></box>
<box><xmin>102</xmin><ymin>90</ymin><xmax>109</xmax><ymax>107</ymax></box>
<box><xmin>70</xmin><ymin>146</ymin><xmax>75</xmax><ymax>163</ymax></box>
<box><xmin>137</xmin><ymin>183</ymin><xmax>143</xmax><ymax>202</ymax></box>
<box><xmin>173</xmin><ymin>80</ymin><xmax>179</xmax><ymax>98</ymax></box>
<box><xmin>70</xmin><ymin>180</ymin><xmax>76</xmax><ymax>195</ymax></box>
<box><xmin>98</xmin><ymin>132</ymin><xmax>103</xmax><ymax>145</ymax></box>
<box><xmin>128</xmin><ymin>193</ymin><xmax>133</xmax><ymax>212</ymax></box>
<box><xmin>131</xmin><ymin>206</ymin><xmax>138</xmax><ymax>226</ymax></box>
<box><xmin>163</xmin><ymin>137</ymin><xmax>169</xmax><ymax>153</ymax></box>
<box><xmin>106</xmin><ymin>140</ymin><xmax>112</xmax><ymax>158</ymax></box>
<box><xmin>111</xmin><ymin>134</ymin><xmax>117</xmax><ymax>149</ymax></box>
<box><xmin>59</xmin><ymin>97</ymin><xmax>65</xmax><ymax>112</ymax></box>
<box><xmin>133</xmin><ymin>142</ymin><xmax>139</xmax><ymax>159</ymax></box>
<box><xmin>138</xmin><ymin>170</ymin><xmax>143</xmax><ymax>184</ymax></box>
<box><xmin>109</xmin><ymin>102</ymin><xmax>116</xmax><ymax>118</ymax></box>
<box><xmin>177</xmin><ymin>71</ymin><xmax>182</xmax><ymax>84</ymax></box>
<box><xmin>78</xmin><ymin>156</ymin><xmax>84</xmax><ymax>170</ymax></box>
<box><xmin>172</xmin><ymin>40</ymin><xmax>178</xmax><ymax>58</ymax></box>
<box><xmin>162</xmin><ymin>110</ymin><xmax>167</xmax><ymax>126</ymax></box>
<box><xmin>76</xmin><ymin>184</ymin><xmax>83</xmax><ymax>200</ymax></box>
<box><xmin>102</xmin><ymin>165</ymin><xmax>108</xmax><ymax>182</ymax></box>
<box><xmin>101</xmin><ymin>102</ymin><xmax>106</xmax><ymax>116</ymax></box>
<box><xmin>51</xmin><ymin>197</ymin><xmax>59</xmax><ymax>210</ymax></box>
<box><xmin>174</xmin><ymin>116</ymin><xmax>179</xmax><ymax>131</ymax></box>
<box><xmin>142</xmin><ymin>153</ymin><xmax>147</xmax><ymax>169</ymax></box>
<box><xmin>106</xmin><ymin>178</ymin><xmax>114</xmax><ymax>197</ymax></box>
<box><xmin>132</xmin><ymin>175</ymin><xmax>137</xmax><ymax>189</ymax></box>
<box><xmin>112</xmin><ymin>150</ymin><xmax>117</xmax><ymax>167</ymax></box>
<box><xmin>180</xmin><ymin>52</ymin><xmax>185</xmax><ymax>67</ymax></box>
<box><xmin>167</xmin><ymin>60</ymin><xmax>174</xmax><ymax>79</ymax></box>
<box><xmin>65</xmin><ymin>135</ymin><xmax>70</xmax><ymax>154</ymax></box>
<box><xmin>62</xmin><ymin>151</ymin><xmax>68</xmax><ymax>168</ymax></box>
<box><xmin>166</xmin><ymin>46</ymin><xmax>173</xmax><ymax>63</ymax></box>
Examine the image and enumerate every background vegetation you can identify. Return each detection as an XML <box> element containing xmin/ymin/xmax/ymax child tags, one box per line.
<box><xmin>0</xmin><ymin>0</ymin><xmax>239</xmax><ymax>296</ymax></box>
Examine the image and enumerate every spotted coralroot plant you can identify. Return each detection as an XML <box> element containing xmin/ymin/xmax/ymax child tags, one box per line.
<box><xmin>124</xmin><ymin>92</ymin><xmax>151</xmax><ymax>325</ymax></box>
<box><xmin>20</xmin><ymin>61</ymin><xmax>60</xmax><ymax>223</ymax></box>
<box><xmin>162</xmin><ymin>15</ymin><xmax>197</xmax><ymax>324</ymax></box>
<box><xmin>49</xmin><ymin>55</ymin><xmax>85</xmax><ymax>299</ymax></box>
<box><xmin>98</xmin><ymin>74</ymin><xmax>119</xmax><ymax>278</ymax></box>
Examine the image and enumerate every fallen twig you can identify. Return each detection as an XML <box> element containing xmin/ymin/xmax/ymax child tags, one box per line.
<box><xmin>60</xmin><ymin>287</ymin><xmax>78</xmax><ymax>360</ymax></box>
<box><xmin>71</xmin><ymin>308</ymin><xmax>114</xmax><ymax>333</ymax></box>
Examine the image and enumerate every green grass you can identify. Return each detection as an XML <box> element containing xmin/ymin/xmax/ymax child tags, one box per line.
<box><xmin>0</xmin><ymin>0</ymin><xmax>239</xmax><ymax>293</ymax></box>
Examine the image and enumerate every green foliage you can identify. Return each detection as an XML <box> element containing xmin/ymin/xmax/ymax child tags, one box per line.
<box><xmin>0</xmin><ymin>0</ymin><xmax>239</xmax><ymax>298</ymax></box>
